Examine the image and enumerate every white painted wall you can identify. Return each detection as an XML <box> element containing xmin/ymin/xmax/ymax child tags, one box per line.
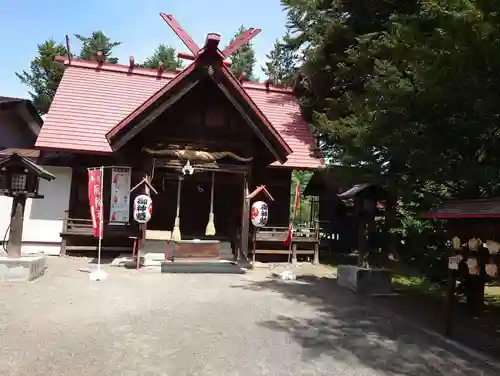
<box><xmin>0</xmin><ymin>166</ymin><xmax>72</xmax><ymax>255</ymax></box>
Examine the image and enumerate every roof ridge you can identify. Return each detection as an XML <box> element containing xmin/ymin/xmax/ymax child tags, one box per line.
<box><xmin>55</xmin><ymin>57</ymin><xmax>294</xmax><ymax>94</ymax></box>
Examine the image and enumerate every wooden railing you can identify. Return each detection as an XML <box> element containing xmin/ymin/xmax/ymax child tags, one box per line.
<box><xmin>60</xmin><ymin>210</ymin><xmax>136</xmax><ymax>237</ymax></box>
<box><xmin>252</xmin><ymin>223</ymin><xmax>320</xmax><ymax>264</ymax></box>
<box><xmin>255</xmin><ymin>223</ymin><xmax>320</xmax><ymax>243</ymax></box>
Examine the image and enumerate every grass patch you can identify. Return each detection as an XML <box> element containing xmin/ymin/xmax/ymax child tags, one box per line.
<box><xmin>393</xmin><ymin>274</ymin><xmax>500</xmax><ymax>309</ymax></box>
<box><xmin>485</xmin><ymin>285</ymin><xmax>500</xmax><ymax>308</ymax></box>
<box><xmin>392</xmin><ymin>274</ymin><xmax>444</xmax><ymax>298</ymax></box>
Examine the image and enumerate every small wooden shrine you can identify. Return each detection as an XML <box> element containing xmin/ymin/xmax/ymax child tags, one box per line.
<box><xmin>303</xmin><ymin>168</ymin><xmax>387</xmax><ymax>265</ymax></box>
<box><xmin>421</xmin><ymin>198</ymin><xmax>500</xmax><ymax>336</ymax></box>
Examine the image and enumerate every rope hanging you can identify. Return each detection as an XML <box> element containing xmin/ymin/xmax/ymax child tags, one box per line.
<box><xmin>205</xmin><ymin>172</ymin><xmax>216</xmax><ymax>236</ymax></box>
<box><xmin>172</xmin><ymin>176</ymin><xmax>183</xmax><ymax>241</ymax></box>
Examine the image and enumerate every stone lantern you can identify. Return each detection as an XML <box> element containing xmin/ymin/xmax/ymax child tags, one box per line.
<box><xmin>0</xmin><ymin>153</ymin><xmax>55</xmax><ymax>281</ymax></box>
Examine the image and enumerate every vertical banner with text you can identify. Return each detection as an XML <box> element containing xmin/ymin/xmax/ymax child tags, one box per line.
<box><xmin>109</xmin><ymin>167</ymin><xmax>132</xmax><ymax>224</ymax></box>
<box><xmin>88</xmin><ymin>169</ymin><xmax>103</xmax><ymax>238</ymax></box>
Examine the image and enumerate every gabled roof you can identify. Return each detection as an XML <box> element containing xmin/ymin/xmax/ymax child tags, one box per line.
<box><xmin>0</xmin><ymin>153</ymin><xmax>55</xmax><ymax>181</ymax></box>
<box><xmin>0</xmin><ymin>148</ymin><xmax>40</xmax><ymax>159</ymax></box>
<box><xmin>35</xmin><ymin>41</ymin><xmax>323</xmax><ymax>169</ymax></box>
<box><xmin>303</xmin><ymin>166</ymin><xmax>375</xmax><ymax>196</ymax></box>
<box><xmin>0</xmin><ymin>96</ymin><xmax>42</xmax><ymax>136</ymax></box>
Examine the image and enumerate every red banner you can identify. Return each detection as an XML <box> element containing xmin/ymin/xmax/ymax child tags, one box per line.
<box><xmin>88</xmin><ymin>169</ymin><xmax>103</xmax><ymax>238</ymax></box>
<box><xmin>284</xmin><ymin>183</ymin><xmax>301</xmax><ymax>247</ymax></box>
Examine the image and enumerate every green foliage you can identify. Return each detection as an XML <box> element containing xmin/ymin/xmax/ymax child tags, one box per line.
<box><xmin>18</xmin><ymin>32</ymin><xmax>179</xmax><ymax>115</ymax></box>
<box><xmin>279</xmin><ymin>0</ymin><xmax>500</xmax><ymax>281</ymax></box>
<box><xmin>290</xmin><ymin>170</ymin><xmax>314</xmax><ymax>226</ymax></box>
<box><xmin>229</xmin><ymin>26</ymin><xmax>257</xmax><ymax>81</ymax></box>
<box><xmin>140</xmin><ymin>44</ymin><xmax>183</xmax><ymax>70</ymax></box>
<box><xmin>15</xmin><ymin>40</ymin><xmax>68</xmax><ymax>114</ymax></box>
<box><xmin>262</xmin><ymin>33</ymin><xmax>298</xmax><ymax>85</ymax></box>
<box><xmin>75</xmin><ymin>31</ymin><xmax>121</xmax><ymax>63</ymax></box>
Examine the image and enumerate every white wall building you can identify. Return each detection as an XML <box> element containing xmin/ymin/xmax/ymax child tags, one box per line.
<box><xmin>0</xmin><ymin>97</ymin><xmax>70</xmax><ymax>256</ymax></box>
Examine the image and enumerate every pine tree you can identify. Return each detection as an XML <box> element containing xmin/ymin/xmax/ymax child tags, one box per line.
<box><xmin>229</xmin><ymin>26</ymin><xmax>257</xmax><ymax>81</ymax></box>
<box><xmin>140</xmin><ymin>44</ymin><xmax>183</xmax><ymax>70</ymax></box>
<box><xmin>74</xmin><ymin>31</ymin><xmax>121</xmax><ymax>63</ymax></box>
<box><xmin>15</xmin><ymin>40</ymin><xmax>68</xmax><ymax>114</ymax></box>
<box><xmin>262</xmin><ymin>34</ymin><xmax>297</xmax><ymax>85</ymax></box>
<box><xmin>17</xmin><ymin>31</ymin><xmax>122</xmax><ymax>114</ymax></box>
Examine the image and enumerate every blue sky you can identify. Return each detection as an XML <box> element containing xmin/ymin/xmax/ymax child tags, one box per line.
<box><xmin>0</xmin><ymin>0</ymin><xmax>288</xmax><ymax>99</ymax></box>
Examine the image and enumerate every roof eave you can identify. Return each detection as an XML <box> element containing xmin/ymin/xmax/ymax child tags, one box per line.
<box><xmin>0</xmin><ymin>153</ymin><xmax>55</xmax><ymax>181</ymax></box>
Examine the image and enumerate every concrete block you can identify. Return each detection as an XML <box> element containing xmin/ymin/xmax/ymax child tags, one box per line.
<box><xmin>337</xmin><ymin>265</ymin><xmax>392</xmax><ymax>295</ymax></box>
<box><xmin>0</xmin><ymin>256</ymin><xmax>47</xmax><ymax>282</ymax></box>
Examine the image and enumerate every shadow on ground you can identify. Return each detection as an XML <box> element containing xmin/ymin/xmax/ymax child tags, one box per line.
<box><xmin>233</xmin><ymin>275</ymin><xmax>498</xmax><ymax>376</ymax></box>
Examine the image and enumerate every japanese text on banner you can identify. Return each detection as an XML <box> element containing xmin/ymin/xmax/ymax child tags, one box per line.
<box><xmin>88</xmin><ymin>169</ymin><xmax>103</xmax><ymax>238</ymax></box>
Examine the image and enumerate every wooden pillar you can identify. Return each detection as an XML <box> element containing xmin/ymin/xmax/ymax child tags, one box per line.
<box><xmin>7</xmin><ymin>195</ymin><xmax>27</xmax><ymax>258</ymax></box>
<box><xmin>240</xmin><ymin>172</ymin><xmax>250</xmax><ymax>261</ymax></box>
<box><xmin>313</xmin><ymin>219</ymin><xmax>320</xmax><ymax>265</ymax></box>
<box><xmin>445</xmin><ymin>270</ymin><xmax>457</xmax><ymax>337</ymax></box>
<box><xmin>291</xmin><ymin>243</ymin><xmax>297</xmax><ymax>266</ymax></box>
<box><xmin>60</xmin><ymin>210</ymin><xmax>69</xmax><ymax>255</ymax></box>
<box><xmin>356</xmin><ymin>215</ymin><xmax>368</xmax><ymax>267</ymax></box>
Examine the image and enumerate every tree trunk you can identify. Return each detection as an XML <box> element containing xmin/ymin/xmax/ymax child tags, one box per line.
<box><xmin>383</xmin><ymin>192</ymin><xmax>398</xmax><ymax>261</ymax></box>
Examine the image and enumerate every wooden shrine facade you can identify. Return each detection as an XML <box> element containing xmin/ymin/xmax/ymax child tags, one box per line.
<box><xmin>34</xmin><ymin>14</ymin><xmax>324</xmax><ymax>259</ymax></box>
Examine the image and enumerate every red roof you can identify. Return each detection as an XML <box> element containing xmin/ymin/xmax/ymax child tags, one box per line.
<box><xmin>36</xmin><ymin>54</ymin><xmax>323</xmax><ymax>170</ymax></box>
<box><xmin>420</xmin><ymin>198</ymin><xmax>500</xmax><ymax>219</ymax></box>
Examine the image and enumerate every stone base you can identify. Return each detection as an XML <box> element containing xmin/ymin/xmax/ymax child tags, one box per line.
<box><xmin>161</xmin><ymin>260</ymin><xmax>245</xmax><ymax>274</ymax></box>
<box><xmin>337</xmin><ymin>265</ymin><xmax>392</xmax><ymax>295</ymax></box>
<box><xmin>0</xmin><ymin>256</ymin><xmax>47</xmax><ymax>282</ymax></box>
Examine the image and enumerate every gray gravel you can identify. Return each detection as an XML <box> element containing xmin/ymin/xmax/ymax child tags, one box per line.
<box><xmin>0</xmin><ymin>257</ymin><xmax>497</xmax><ymax>376</ymax></box>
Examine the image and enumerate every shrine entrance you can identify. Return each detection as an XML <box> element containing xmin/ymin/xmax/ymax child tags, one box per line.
<box><xmin>147</xmin><ymin>168</ymin><xmax>244</xmax><ymax>242</ymax></box>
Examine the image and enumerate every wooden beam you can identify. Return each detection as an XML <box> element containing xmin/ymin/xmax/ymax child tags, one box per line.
<box><xmin>110</xmin><ymin>78</ymin><xmax>200</xmax><ymax>150</ymax></box>
<box><xmin>204</xmin><ymin>33</ymin><xmax>221</xmax><ymax>51</ymax></box>
<box><xmin>240</xmin><ymin>173</ymin><xmax>250</xmax><ymax>261</ymax></box>
<box><xmin>96</xmin><ymin>51</ymin><xmax>104</xmax><ymax>63</ymax></box>
<box><xmin>177</xmin><ymin>52</ymin><xmax>232</xmax><ymax>66</ymax></box>
<box><xmin>221</xmin><ymin>28</ymin><xmax>261</xmax><ymax>59</ymax></box>
<box><xmin>130</xmin><ymin>177</ymin><xmax>158</xmax><ymax>194</ymax></box>
<box><xmin>160</xmin><ymin>13</ymin><xmax>200</xmax><ymax>55</ymax></box>
<box><xmin>246</xmin><ymin>185</ymin><xmax>274</xmax><ymax>201</ymax></box>
<box><xmin>158</xmin><ymin>62</ymin><xmax>164</xmax><ymax>75</ymax></box>
<box><xmin>65</xmin><ymin>34</ymin><xmax>72</xmax><ymax>64</ymax></box>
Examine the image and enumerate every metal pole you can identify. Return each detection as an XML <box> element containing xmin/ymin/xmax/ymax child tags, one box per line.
<box><xmin>97</xmin><ymin>166</ymin><xmax>104</xmax><ymax>273</ymax></box>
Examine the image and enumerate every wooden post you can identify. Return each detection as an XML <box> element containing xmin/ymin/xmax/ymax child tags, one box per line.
<box><xmin>252</xmin><ymin>228</ymin><xmax>257</xmax><ymax>268</ymax></box>
<box><xmin>291</xmin><ymin>241</ymin><xmax>297</xmax><ymax>266</ymax></box>
<box><xmin>60</xmin><ymin>209</ymin><xmax>69</xmax><ymax>255</ymax></box>
<box><xmin>445</xmin><ymin>270</ymin><xmax>457</xmax><ymax>337</ymax></box>
<box><xmin>7</xmin><ymin>195</ymin><xmax>27</xmax><ymax>258</ymax></box>
<box><xmin>313</xmin><ymin>220</ymin><xmax>320</xmax><ymax>265</ymax></box>
<box><xmin>240</xmin><ymin>173</ymin><xmax>250</xmax><ymax>261</ymax></box>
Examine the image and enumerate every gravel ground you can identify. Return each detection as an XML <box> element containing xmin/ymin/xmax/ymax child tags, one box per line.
<box><xmin>0</xmin><ymin>257</ymin><xmax>498</xmax><ymax>376</ymax></box>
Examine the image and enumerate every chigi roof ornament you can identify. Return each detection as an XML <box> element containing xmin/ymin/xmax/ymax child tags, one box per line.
<box><xmin>159</xmin><ymin>13</ymin><xmax>261</xmax><ymax>63</ymax></box>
